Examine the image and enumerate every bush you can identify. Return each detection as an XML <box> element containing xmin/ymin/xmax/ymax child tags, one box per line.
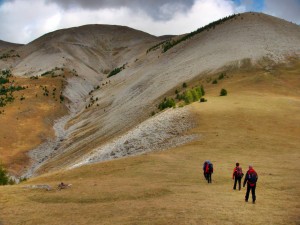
<box><xmin>200</xmin><ymin>97</ymin><xmax>207</xmax><ymax>102</ymax></box>
<box><xmin>212</xmin><ymin>79</ymin><xmax>218</xmax><ymax>84</ymax></box>
<box><xmin>158</xmin><ymin>98</ymin><xmax>176</xmax><ymax>110</ymax></box>
<box><xmin>0</xmin><ymin>164</ymin><xmax>9</xmax><ymax>185</ymax></box>
<box><xmin>107</xmin><ymin>64</ymin><xmax>126</xmax><ymax>78</ymax></box>
<box><xmin>218</xmin><ymin>73</ymin><xmax>226</xmax><ymax>80</ymax></box>
<box><xmin>182</xmin><ymin>82</ymin><xmax>187</xmax><ymax>88</ymax></box>
<box><xmin>201</xmin><ymin>85</ymin><xmax>205</xmax><ymax>96</ymax></box>
<box><xmin>0</xmin><ymin>77</ymin><xmax>9</xmax><ymax>84</ymax></box>
<box><xmin>220</xmin><ymin>88</ymin><xmax>227</xmax><ymax>96</ymax></box>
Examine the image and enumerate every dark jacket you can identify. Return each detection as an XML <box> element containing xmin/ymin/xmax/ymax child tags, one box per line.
<box><xmin>243</xmin><ymin>168</ymin><xmax>258</xmax><ymax>187</ymax></box>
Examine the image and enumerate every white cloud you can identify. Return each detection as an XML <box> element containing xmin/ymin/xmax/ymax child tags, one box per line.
<box><xmin>0</xmin><ymin>0</ymin><xmax>62</xmax><ymax>43</ymax></box>
<box><xmin>0</xmin><ymin>0</ymin><xmax>299</xmax><ymax>44</ymax></box>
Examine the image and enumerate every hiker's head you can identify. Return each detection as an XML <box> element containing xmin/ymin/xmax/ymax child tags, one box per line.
<box><xmin>236</xmin><ymin>162</ymin><xmax>239</xmax><ymax>166</ymax></box>
<box><xmin>249</xmin><ymin>165</ymin><xmax>253</xmax><ymax>169</ymax></box>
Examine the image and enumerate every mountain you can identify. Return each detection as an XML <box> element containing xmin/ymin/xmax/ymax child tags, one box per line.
<box><xmin>0</xmin><ymin>12</ymin><xmax>300</xmax><ymax>176</ymax></box>
<box><xmin>0</xmin><ymin>40</ymin><xmax>23</xmax><ymax>51</ymax></box>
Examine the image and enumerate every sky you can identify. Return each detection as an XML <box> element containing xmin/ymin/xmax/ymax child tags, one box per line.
<box><xmin>0</xmin><ymin>0</ymin><xmax>299</xmax><ymax>44</ymax></box>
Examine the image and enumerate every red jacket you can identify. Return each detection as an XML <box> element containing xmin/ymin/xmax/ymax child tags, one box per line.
<box><xmin>243</xmin><ymin>168</ymin><xmax>258</xmax><ymax>187</ymax></box>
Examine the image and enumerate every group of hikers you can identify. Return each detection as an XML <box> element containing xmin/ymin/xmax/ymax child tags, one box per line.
<box><xmin>203</xmin><ymin>161</ymin><xmax>258</xmax><ymax>204</ymax></box>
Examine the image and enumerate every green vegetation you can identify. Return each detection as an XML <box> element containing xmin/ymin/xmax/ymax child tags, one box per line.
<box><xmin>0</xmin><ymin>163</ymin><xmax>9</xmax><ymax>185</ymax></box>
<box><xmin>0</xmin><ymin>50</ymin><xmax>20</xmax><ymax>60</ymax></box>
<box><xmin>158</xmin><ymin>98</ymin><xmax>176</xmax><ymax>110</ymax></box>
<box><xmin>0</xmin><ymin>77</ymin><xmax>9</xmax><ymax>84</ymax></box>
<box><xmin>157</xmin><ymin>83</ymin><xmax>205</xmax><ymax>112</ymax></box>
<box><xmin>180</xmin><ymin>86</ymin><xmax>203</xmax><ymax>104</ymax></box>
<box><xmin>59</xmin><ymin>94</ymin><xmax>64</xmax><ymax>102</ymax></box>
<box><xmin>162</xmin><ymin>14</ymin><xmax>238</xmax><ymax>53</ymax></box>
<box><xmin>107</xmin><ymin>64</ymin><xmax>126</xmax><ymax>78</ymax></box>
<box><xmin>220</xmin><ymin>88</ymin><xmax>227</xmax><ymax>96</ymax></box>
<box><xmin>146</xmin><ymin>41</ymin><xmax>168</xmax><ymax>53</ymax></box>
<box><xmin>0</xmin><ymin>70</ymin><xmax>25</xmax><ymax>107</ymax></box>
<box><xmin>218</xmin><ymin>72</ymin><xmax>226</xmax><ymax>80</ymax></box>
<box><xmin>41</xmin><ymin>67</ymin><xmax>64</xmax><ymax>77</ymax></box>
<box><xmin>212</xmin><ymin>79</ymin><xmax>218</xmax><ymax>84</ymax></box>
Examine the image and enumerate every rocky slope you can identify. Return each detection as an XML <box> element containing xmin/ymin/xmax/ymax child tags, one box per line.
<box><xmin>1</xmin><ymin>12</ymin><xmax>300</xmax><ymax>176</ymax></box>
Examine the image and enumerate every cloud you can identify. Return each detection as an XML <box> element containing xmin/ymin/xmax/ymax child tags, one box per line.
<box><xmin>0</xmin><ymin>0</ymin><xmax>299</xmax><ymax>44</ymax></box>
<box><xmin>46</xmin><ymin>0</ymin><xmax>196</xmax><ymax>21</ymax></box>
<box><xmin>264</xmin><ymin>0</ymin><xmax>300</xmax><ymax>24</ymax></box>
<box><xmin>0</xmin><ymin>0</ymin><xmax>62</xmax><ymax>43</ymax></box>
<box><xmin>0</xmin><ymin>0</ymin><xmax>235</xmax><ymax>44</ymax></box>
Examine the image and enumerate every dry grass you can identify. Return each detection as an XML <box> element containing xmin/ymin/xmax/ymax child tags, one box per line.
<box><xmin>0</xmin><ymin>61</ymin><xmax>299</xmax><ymax>224</ymax></box>
<box><xmin>0</xmin><ymin>76</ymin><xmax>67</xmax><ymax>174</ymax></box>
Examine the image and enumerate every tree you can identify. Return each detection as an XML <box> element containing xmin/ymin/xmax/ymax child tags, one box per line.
<box><xmin>220</xmin><ymin>88</ymin><xmax>227</xmax><ymax>96</ymax></box>
<box><xmin>201</xmin><ymin>85</ymin><xmax>205</xmax><ymax>96</ymax></box>
<box><xmin>0</xmin><ymin>164</ymin><xmax>9</xmax><ymax>185</ymax></box>
<box><xmin>184</xmin><ymin>90</ymin><xmax>193</xmax><ymax>104</ymax></box>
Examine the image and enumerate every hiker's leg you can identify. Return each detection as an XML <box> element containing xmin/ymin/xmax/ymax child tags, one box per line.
<box><xmin>245</xmin><ymin>184</ymin><xmax>250</xmax><ymax>201</ymax></box>
<box><xmin>209</xmin><ymin>173</ymin><xmax>212</xmax><ymax>183</ymax></box>
<box><xmin>252</xmin><ymin>185</ymin><xmax>256</xmax><ymax>203</ymax></box>
<box><xmin>238</xmin><ymin>178</ymin><xmax>241</xmax><ymax>190</ymax></box>
<box><xmin>233</xmin><ymin>178</ymin><xmax>237</xmax><ymax>189</ymax></box>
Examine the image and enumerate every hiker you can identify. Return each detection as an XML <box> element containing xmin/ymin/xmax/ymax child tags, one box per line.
<box><xmin>203</xmin><ymin>160</ymin><xmax>213</xmax><ymax>183</ymax></box>
<box><xmin>232</xmin><ymin>162</ymin><xmax>243</xmax><ymax>190</ymax></box>
<box><xmin>243</xmin><ymin>165</ymin><xmax>258</xmax><ymax>203</ymax></box>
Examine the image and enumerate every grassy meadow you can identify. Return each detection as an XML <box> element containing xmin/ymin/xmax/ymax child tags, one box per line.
<box><xmin>0</xmin><ymin>59</ymin><xmax>299</xmax><ymax>224</ymax></box>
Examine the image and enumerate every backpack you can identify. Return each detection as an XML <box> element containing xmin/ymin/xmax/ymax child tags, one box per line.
<box><xmin>206</xmin><ymin>163</ymin><xmax>213</xmax><ymax>173</ymax></box>
<box><xmin>236</xmin><ymin>167</ymin><xmax>243</xmax><ymax>178</ymax></box>
<box><xmin>248</xmin><ymin>171</ymin><xmax>257</xmax><ymax>185</ymax></box>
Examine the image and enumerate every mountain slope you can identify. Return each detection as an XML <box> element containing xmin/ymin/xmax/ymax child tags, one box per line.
<box><xmin>0</xmin><ymin>12</ymin><xmax>300</xmax><ymax>176</ymax></box>
<box><xmin>35</xmin><ymin>13</ymin><xmax>300</xmax><ymax>174</ymax></box>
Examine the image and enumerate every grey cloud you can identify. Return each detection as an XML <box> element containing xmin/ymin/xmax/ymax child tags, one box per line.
<box><xmin>265</xmin><ymin>0</ymin><xmax>300</xmax><ymax>24</ymax></box>
<box><xmin>46</xmin><ymin>0</ymin><xmax>196</xmax><ymax>20</ymax></box>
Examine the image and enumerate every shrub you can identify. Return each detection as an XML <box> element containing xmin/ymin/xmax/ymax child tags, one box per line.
<box><xmin>220</xmin><ymin>88</ymin><xmax>227</xmax><ymax>96</ymax></box>
<box><xmin>0</xmin><ymin>77</ymin><xmax>9</xmax><ymax>84</ymax></box>
<box><xmin>201</xmin><ymin>85</ymin><xmax>205</xmax><ymax>96</ymax></box>
<box><xmin>183</xmin><ymin>90</ymin><xmax>194</xmax><ymax>104</ymax></box>
<box><xmin>218</xmin><ymin>73</ymin><xmax>226</xmax><ymax>80</ymax></box>
<box><xmin>158</xmin><ymin>98</ymin><xmax>175</xmax><ymax>110</ymax></box>
<box><xmin>0</xmin><ymin>164</ymin><xmax>9</xmax><ymax>185</ymax></box>
<box><xmin>212</xmin><ymin>79</ymin><xmax>218</xmax><ymax>84</ymax></box>
<box><xmin>200</xmin><ymin>97</ymin><xmax>207</xmax><ymax>102</ymax></box>
<box><xmin>107</xmin><ymin>64</ymin><xmax>126</xmax><ymax>78</ymax></box>
<box><xmin>182</xmin><ymin>82</ymin><xmax>187</xmax><ymax>88</ymax></box>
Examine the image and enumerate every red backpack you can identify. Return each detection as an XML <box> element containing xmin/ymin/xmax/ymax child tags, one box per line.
<box><xmin>236</xmin><ymin>166</ymin><xmax>243</xmax><ymax>178</ymax></box>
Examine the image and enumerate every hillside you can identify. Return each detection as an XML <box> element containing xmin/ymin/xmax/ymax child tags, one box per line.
<box><xmin>0</xmin><ymin>40</ymin><xmax>23</xmax><ymax>51</ymax></box>
<box><xmin>0</xmin><ymin>12</ymin><xmax>299</xmax><ymax>179</ymax></box>
<box><xmin>0</xmin><ymin>60</ymin><xmax>299</xmax><ymax>224</ymax></box>
<box><xmin>31</xmin><ymin>12</ymin><xmax>300</xmax><ymax>175</ymax></box>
